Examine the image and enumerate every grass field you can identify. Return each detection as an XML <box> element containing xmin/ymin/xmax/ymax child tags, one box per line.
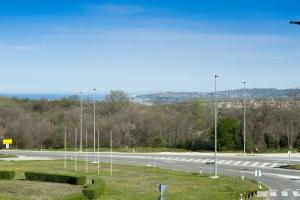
<box><xmin>0</xmin><ymin>159</ymin><xmax>263</xmax><ymax>200</ymax></box>
<box><xmin>0</xmin><ymin>154</ymin><xmax>17</xmax><ymax>158</ymax></box>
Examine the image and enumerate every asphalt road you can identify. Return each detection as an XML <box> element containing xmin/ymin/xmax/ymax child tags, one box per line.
<box><xmin>1</xmin><ymin>150</ymin><xmax>300</xmax><ymax>200</ymax></box>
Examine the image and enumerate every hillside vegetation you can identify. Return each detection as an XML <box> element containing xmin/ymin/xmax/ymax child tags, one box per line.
<box><xmin>0</xmin><ymin>90</ymin><xmax>300</xmax><ymax>152</ymax></box>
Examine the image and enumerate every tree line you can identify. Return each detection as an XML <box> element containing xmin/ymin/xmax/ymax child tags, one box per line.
<box><xmin>0</xmin><ymin>90</ymin><xmax>300</xmax><ymax>152</ymax></box>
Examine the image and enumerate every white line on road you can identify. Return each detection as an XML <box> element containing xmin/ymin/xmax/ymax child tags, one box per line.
<box><xmin>217</xmin><ymin>160</ymin><xmax>226</xmax><ymax>164</ymax></box>
<box><xmin>242</xmin><ymin>161</ymin><xmax>250</xmax><ymax>166</ymax></box>
<box><xmin>233</xmin><ymin>161</ymin><xmax>242</xmax><ymax>165</ymax></box>
<box><xmin>270</xmin><ymin>191</ymin><xmax>277</xmax><ymax>197</ymax></box>
<box><xmin>281</xmin><ymin>191</ymin><xmax>288</xmax><ymax>197</ymax></box>
<box><xmin>261</xmin><ymin>162</ymin><xmax>269</xmax><ymax>167</ymax></box>
<box><xmin>270</xmin><ymin>163</ymin><xmax>279</xmax><ymax>168</ymax></box>
<box><xmin>224</xmin><ymin>160</ymin><xmax>232</xmax><ymax>165</ymax></box>
<box><xmin>293</xmin><ymin>191</ymin><xmax>300</xmax><ymax>197</ymax></box>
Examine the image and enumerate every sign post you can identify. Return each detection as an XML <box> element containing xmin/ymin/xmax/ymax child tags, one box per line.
<box><xmin>3</xmin><ymin>139</ymin><xmax>12</xmax><ymax>149</ymax></box>
<box><xmin>158</xmin><ymin>184</ymin><xmax>167</xmax><ymax>200</ymax></box>
<box><xmin>255</xmin><ymin>169</ymin><xmax>262</xmax><ymax>190</ymax></box>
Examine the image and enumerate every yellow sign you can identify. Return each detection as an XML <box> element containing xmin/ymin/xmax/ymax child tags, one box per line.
<box><xmin>3</xmin><ymin>139</ymin><xmax>12</xmax><ymax>145</ymax></box>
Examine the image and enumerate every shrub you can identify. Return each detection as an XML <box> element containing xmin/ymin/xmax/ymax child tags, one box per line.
<box><xmin>82</xmin><ymin>178</ymin><xmax>105</xmax><ymax>200</ymax></box>
<box><xmin>57</xmin><ymin>193</ymin><xmax>87</xmax><ymax>200</ymax></box>
<box><xmin>0</xmin><ymin>171</ymin><xmax>15</xmax><ymax>180</ymax></box>
<box><xmin>279</xmin><ymin>135</ymin><xmax>288</xmax><ymax>148</ymax></box>
<box><xmin>24</xmin><ymin>172</ymin><xmax>86</xmax><ymax>185</ymax></box>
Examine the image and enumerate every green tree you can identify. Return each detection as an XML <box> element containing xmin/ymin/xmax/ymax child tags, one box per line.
<box><xmin>264</xmin><ymin>133</ymin><xmax>278</xmax><ymax>148</ymax></box>
<box><xmin>212</xmin><ymin>117</ymin><xmax>240</xmax><ymax>151</ymax></box>
<box><xmin>279</xmin><ymin>135</ymin><xmax>288</xmax><ymax>148</ymax></box>
<box><xmin>293</xmin><ymin>132</ymin><xmax>300</xmax><ymax>149</ymax></box>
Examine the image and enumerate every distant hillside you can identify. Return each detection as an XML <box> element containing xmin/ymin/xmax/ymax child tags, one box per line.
<box><xmin>132</xmin><ymin>88</ymin><xmax>300</xmax><ymax>104</ymax></box>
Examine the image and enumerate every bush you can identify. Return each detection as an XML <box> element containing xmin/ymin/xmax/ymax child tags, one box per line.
<box><xmin>82</xmin><ymin>178</ymin><xmax>105</xmax><ymax>200</ymax></box>
<box><xmin>0</xmin><ymin>171</ymin><xmax>15</xmax><ymax>180</ymax></box>
<box><xmin>24</xmin><ymin>172</ymin><xmax>86</xmax><ymax>185</ymax></box>
<box><xmin>279</xmin><ymin>135</ymin><xmax>288</xmax><ymax>148</ymax></box>
<box><xmin>264</xmin><ymin>133</ymin><xmax>278</xmax><ymax>148</ymax></box>
<box><xmin>57</xmin><ymin>193</ymin><xmax>87</xmax><ymax>200</ymax></box>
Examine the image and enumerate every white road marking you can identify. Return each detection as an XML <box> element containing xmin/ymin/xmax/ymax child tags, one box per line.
<box><xmin>202</xmin><ymin>159</ymin><xmax>209</xmax><ymax>163</ymax></box>
<box><xmin>242</xmin><ymin>161</ymin><xmax>250</xmax><ymax>166</ymax></box>
<box><xmin>270</xmin><ymin>191</ymin><xmax>277</xmax><ymax>197</ymax></box>
<box><xmin>224</xmin><ymin>160</ymin><xmax>232</xmax><ymax>165</ymax></box>
<box><xmin>233</xmin><ymin>161</ymin><xmax>242</xmax><ymax>165</ymax></box>
<box><xmin>281</xmin><ymin>191</ymin><xmax>288</xmax><ymax>197</ymax></box>
<box><xmin>251</xmin><ymin>162</ymin><xmax>259</xmax><ymax>167</ymax></box>
<box><xmin>261</xmin><ymin>162</ymin><xmax>269</xmax><ymax>167</ymax></box>
<box><xmin>217</xmin><ymin>160</ymin><xmax>225</xmax><ymax>164</ymax></box>
<box><xmin>194</xmin><ymin>159</ymin><xmax>202</xmax><ymax>162</ymax></box>
<box><xmin>293</xmin><ymin>191</ymin><xmax>300</xmax><ymax>196</ymax></box>
<box><xmin>270</xmin><ymin>163</ymin><xmax>279</xmax><ymax>168</ymax></box>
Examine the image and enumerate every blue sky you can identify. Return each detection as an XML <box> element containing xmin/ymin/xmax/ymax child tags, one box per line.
<box><xmin>0</xmin><ymin>0</ymin><xmax>300</xmax><ymax>94</ymax></box>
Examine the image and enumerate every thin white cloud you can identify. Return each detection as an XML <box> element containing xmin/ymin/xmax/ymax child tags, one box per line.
<box><xmin>94</xmin><ymin>4</ymin><xmax>145</xmax><ymax>15</ymax></box>
<box><xmin>0</xmin><ymin>45</ymin><xmax>40</xmax><ymax>55</ymax></box>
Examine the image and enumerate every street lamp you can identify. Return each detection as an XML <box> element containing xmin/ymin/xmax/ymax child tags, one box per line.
<box><xmin>289</xmin><ymin>21</ymin><xmax>300</xmax><ymax>25</ymax></box>
<box><xmin>242</xmin><ymin>81</ymin><xmax>246</xmax><ymax>155</ymax></box>
<box><xmin>213</xmin><ymin>75</ymin><xmax>219</xmax><ymax>178</ymax></box>
<box><xmin>92</xmin><ymin>88</ymin><xmax>97</xmax><ymax>163</ymax></box>
<box><xmin>80</xmin><ymin>92</ymin><xmax>83</xmax><ymax>152</ymax></box>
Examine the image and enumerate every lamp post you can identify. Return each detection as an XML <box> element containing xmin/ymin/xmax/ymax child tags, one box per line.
<box><xmin>288</xmin><ymin>20</ymin><xmax>298</xmax><ymax>161</ymax></box>
<box><xmin>242</xmin><ymin>81</ymin><xmax>246</xmax><ymax>155</ymax></box>
<box><xmin>80</xmin><ymin>92</ymin><xmax>83</xmax><ymax>152</ymax></box>
<box><xmin>93</xmin><ymin>88</ymin><xmax>96</xmax><ymax>163</ymax></box>
<box><xmin>213</xmin><ymin>75</ymin><xmax>219</xmax><ymax>178</ymax></box>
<box><xmin>289</xmin><ymin>21</ymin><xmax>300</xmax><ymax>25</ymax></box>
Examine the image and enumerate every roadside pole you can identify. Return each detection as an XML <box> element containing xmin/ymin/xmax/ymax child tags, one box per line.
<box><xmin>64</xmin><ymin>130</ymin><xmax>67</xmax><ymax>169</ymax></box>
<box><xmin>289</xmin><ymin>120</ymin><xmax>293</xmax><ymax>163</ymax></box>
<box><xmin>97</xmin><ymin>130</ymin><xmax>100</xmax><ymax>175</ymax></box>
<box><xmin>85</xmin><ymin>129</ymin><xmax>88</xmax><ymax>173</ymax></box>
<box><xmin>80</xmin><ymin>92</ymin><xmax>83</xmax><ymax>152</ymax></box>
<box><xmin>75</xmin><ymin>128</ymin><xmax>77</xmax><ymax>171</ymax></box>
<box><xmin>110</xmin><ymin>130</ymin><xmax>113</xmax><ymax>177</ymax></box>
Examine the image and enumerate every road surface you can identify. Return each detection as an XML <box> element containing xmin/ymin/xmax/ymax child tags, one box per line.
<box><xmin>1</xmin><ymin>150</ymin><xmax>300</xmax><ymax>200</ymax></box>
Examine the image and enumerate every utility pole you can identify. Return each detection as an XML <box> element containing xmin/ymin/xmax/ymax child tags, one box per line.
<box><xmin>92</xmin><ymin>88</ymin><xmax>96</xmax><ymax>163</ymax></box>
<box><xmin>80</xmin><ymin>92</ymin><xmax>83</xmax><ymax>152</ymax></box>
<box><xmin>242</xmin><ymin>81</ymin><xmax>246</xmax><ymax>155</ymax></box>
<box><xmin>213</xmin><ymin>75</ymin><xmax>219</xmax><ymax>178</ymax></box>
<box><xmin>85</xmin><ymin>129</ymin><xmax>88</xmax><ymax>172</ymax></box>
<box><xmin>75</xmin><ymin>128</ymin><xmax>77</xmax><ymax>171</ymax></box>
<box><xmin>97</xmin><ymin>130</ymin><xmax>100</xmax><ymax>175</ymax></box>
<box><xmin>110</xmin><ymin>130</ymin><xmax>113</xmax><ymax>177</ymax></box>
<box><xmin>64</xmin><ymin>130</ymin><xmax>67</xmax><ymax>169</ymax></box>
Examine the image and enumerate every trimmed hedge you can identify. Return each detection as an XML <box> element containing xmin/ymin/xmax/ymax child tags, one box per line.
<box><xmin>0</xmin><ymin>171</ymin><xmax>15</xmax><ymax>180</ymax></box>
<box><xmin>82</xmin><ymin>178</ymin><xmax>105</xmax><ymax>200</ymax></box>
<box><xmin>57</xmin><ymin>193</ymin><xmax>87</xmax><ymax>200</ymax></box>
<box><xmin>24</xmin><ymin>172</ymin><xmax>86</xmax><ymax>185</ymax></box>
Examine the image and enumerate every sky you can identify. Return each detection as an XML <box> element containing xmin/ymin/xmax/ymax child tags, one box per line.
<box><xmin>0</xmin><ymin>0</ymin><xmax>300</xmax><ymax>94</ymax></box>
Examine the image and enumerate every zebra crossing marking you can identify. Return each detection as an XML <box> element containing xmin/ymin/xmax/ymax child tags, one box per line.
<box><xmin>293</xmin><ymin>191</ymin><xmax>300</xmax><ymax>196</ymax></box>
<box><xmin>270</xmin><ymin>191</ymin><xmax>277</xmax><ymax>197</ymax></box>
<box><xmin>224</xmin><ymin>160</ymin><xmax>233</xmax><ymax>165</ymax></box>
<box><xmin>242</xmin><ymin>161</ymin><xmax>250</xmax><ymax>166</ymax></box>
<box><xmin>261</xmin><ymin>162</ymin><xmax>269</xmax><ymax>167</ymax></box>
<box><xmin>144</xmin><ymin>156</ymin><xmax>285</xmax><ymax>168</ymax></box>
<box><xmin>281</xmin><ymin>191</ymin><xmax>288</xmax><ymax>197</ymax></box>
<box><xmin>233</xmin><ymin>161</ymin><xmax>242</xmax><ymax>165</ymax></box>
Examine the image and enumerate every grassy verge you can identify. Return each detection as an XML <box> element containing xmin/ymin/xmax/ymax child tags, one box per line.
<box><xmin>0</xmin><ymin>154</ymin><xmax>17</xmax><ymax>158</ymax></box>
<box><xmin>280</xmin><ymin>164</ymin><xmax>300</xmax><ymax>170</ymax></box>
<box><xmin>0</xmin><ymin>160</ymin><xmax>263</xmax><ymax>200</ymax></box>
